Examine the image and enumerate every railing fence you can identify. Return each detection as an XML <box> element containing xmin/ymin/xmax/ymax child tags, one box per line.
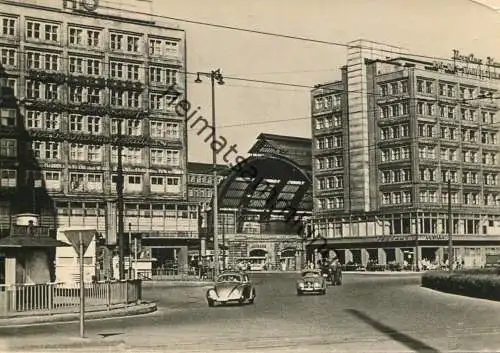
<box><xmin>0</xmin><ymin>279</ymin><xmax>142</xmax><ymax>318</ymax></box>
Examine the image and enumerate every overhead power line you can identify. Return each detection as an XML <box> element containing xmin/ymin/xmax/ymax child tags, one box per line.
<box><xmin>95</xmin><ymin>0</ymin><xmax>467</xmax><ymax>64</ymax></box>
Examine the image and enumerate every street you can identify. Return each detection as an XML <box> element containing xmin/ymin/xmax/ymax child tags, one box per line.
<box><xmin>2</xmin><ymin>273</ymin><xmax>500</xmax><ymax>352</ymax></box>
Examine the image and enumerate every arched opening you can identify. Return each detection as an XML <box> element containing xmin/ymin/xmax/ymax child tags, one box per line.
<box><xmin>249</xmin><ymin>249</ymin><xmax>267</xmax><ymax>257</ymax></box>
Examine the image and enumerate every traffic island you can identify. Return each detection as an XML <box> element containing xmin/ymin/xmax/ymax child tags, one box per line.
<box><xmin>421</xmin><ymin>269</ymin><xmax>500</xmax><ymax>301</ymax></box>
<box><xmin>0</xmin><ymin>302</ymin><xmax>157</xmax><ymax>327</ymax></box>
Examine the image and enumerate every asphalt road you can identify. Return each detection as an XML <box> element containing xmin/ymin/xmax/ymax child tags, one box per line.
<box><xmin>2</xmin><ymin>272</ymin><xmax>500</xmax><ymax>352</ymax></box>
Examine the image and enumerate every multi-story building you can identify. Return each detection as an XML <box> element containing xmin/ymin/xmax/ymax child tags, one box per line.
<box><xmin>311</xmin><ymin>39</ymin><xmax>500</xmax><ymax>268</ymax></box>
<box><xmin>0</xmin><ymin>0</ymin><xmax>197</xmax><ymax>275</ymax></box>
<box><xmin>187</xmin><ymin>162</ymin><xmax>227</xmax><ymax>205</ymax></box>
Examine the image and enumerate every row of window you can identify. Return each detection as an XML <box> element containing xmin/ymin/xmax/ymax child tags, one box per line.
<box><xmin>415</xmin><ymin>78</ymin><xmax>495</xmax><ymax>100</ymax></box>
<box><xmin>314</xmin><ymin>114</ymin><xmax>342</xmax><ymax>130</ymax></box>
<box><xmin>316</xmin><ymin>135</ymin><xmax>343</xmax><ymax>149</ymax></box>
<box><xmin>188</xmin><ymin>188</ymin><xmax>213</xmax><ymax>198</ymax></box>
<box><xmin>1</xmin><ymin>49</ymin><xmax>179</xmax><ymax>85</ymax></box>
<box><xmin>416</xmin><ymin>102</ymin><xmax>496</xmax><ymax>123</ymax></box>
<box><xmin>317</xmin><ymin>197</ymin><xmax>344</xmax><ymax>210</ymax></box>
<box><xmin>0</xmin><ymin>169</ymin><xmax>182</xmax><ymax>194</ymax></box>
<box><xmin>0</xmin><ymin>139</ymin><xmax>181</xmax><ymax>166</ymax></box>
<box><xmin>380</xmin><ymin>124</ymin><xmax>410</xmax><ymax>140</ymax></box>
<box><xmin>380</xmin><ymin>168</ymin><xmax>498</xmax><ymax>185</ymax></box>
<box><xmin>418</xmin><ymin>124</ymin><xmax>498</xmax><ymax>144</ymax></box>
<box><xmin>2</xmin><ymin>109</ymin><xmax>181</xmax><ymax>139</ymax></box>
<box><xmin>316</xmin><ymin>175</ymin><xmax>344</xmax><ymax>190</ymax></box>
<box><xmin>23</xmin><ymin>82</ymin><xmax>178</xmax><ymax>110</ymax></box>
<box><xmin>381</xmin><ymin>191</ymin><xmax>500</xmax><ymax>206</ymax></box>
<box><xmin>379</xmin><ymin>80</ymin><xmax>408</xmax><ymax>97</ymax></box>
<box><xmin>187</xmin><ymin>174</ymin><xmax>223</xmax><ymax>185</ymax></box>
<box><xmin>313</xmin><ymin>94</ymin><xmax>342</xmax><ymax>112</ymax></box>
<box><xmin>1</xmin><ymin>17</ymin><xmax>180</xmax><ymax>57</ymax></box>
<box><xmin>315</xmin><ymin>155</ymin><xmax>344</xmax><ymax>170</ymax></box>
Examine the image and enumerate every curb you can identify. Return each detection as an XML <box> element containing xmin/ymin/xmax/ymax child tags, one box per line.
<box><xmin>0</xmin><ymin>302</ymin><xmax>157</xmax><ymax>328</ymax></box>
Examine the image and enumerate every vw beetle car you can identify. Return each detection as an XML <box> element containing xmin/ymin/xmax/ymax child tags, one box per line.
<box><xmin>206</xmin><ymin>271</ymin><xmax>256</xmax><ymax>307</ymax></box>
<box><xmin>296</xmin><ymin>269</ymin><xmax>327</xmax><ymax>295</ymax></box>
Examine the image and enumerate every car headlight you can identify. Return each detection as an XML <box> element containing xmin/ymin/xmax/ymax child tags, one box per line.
<box><xmin>314</xmin><ymin>283</ymin><xmax>321</xmax><ymax>288</ymax></box>
<box><xmin>298</xmin><ymin>282</ymin><xmax>304</xmax><ymax>288</ymax></box>
<box><xmin>208</xmin><ymin>289</ymin><xmax>217</xmax><ymax>298</ymax></box>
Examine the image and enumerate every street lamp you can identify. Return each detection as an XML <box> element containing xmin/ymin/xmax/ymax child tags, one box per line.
<box><xmin>195</xmin><ymin>69</ymin><xmax>224</xmax><ymax>278</ymax></box>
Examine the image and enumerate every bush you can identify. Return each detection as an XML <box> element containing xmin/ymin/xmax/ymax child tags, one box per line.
<box><xmin>422</xmin><ymin>270</ymin><xmax>500</xmax><ymax>301</ymax></box>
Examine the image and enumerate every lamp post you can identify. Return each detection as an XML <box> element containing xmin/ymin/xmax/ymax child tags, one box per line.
<box><xmin>128</xmin><ymin>222</ymin><xmax>132</xmax><ymax>279</ymax></box>
<box><xmin>194</xmin><ymin>69</ymin><xmax>224</xmax><ymax>278</ymax></box>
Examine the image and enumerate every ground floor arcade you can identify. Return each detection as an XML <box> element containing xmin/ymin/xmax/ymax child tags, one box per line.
<box><xmin>306</xmin><ymin>236</ymin><xmax>500</xmax><ymax>269</ymax></box>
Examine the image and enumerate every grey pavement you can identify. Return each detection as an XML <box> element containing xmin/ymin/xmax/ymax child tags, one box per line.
<box><xmin>1</xmin><ymin>272</ymin><xmax>500</xmax><ymax>352</ymax></box>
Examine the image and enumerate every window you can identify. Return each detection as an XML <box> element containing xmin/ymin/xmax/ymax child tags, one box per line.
<box><xmin>69</xmin><ymin>114</ymin><xmax>84</xmax><ymax>132</ymax></box>
<box><xmin>87</xmin><ymin>116</ymin><xmax>101</xmax><ymax>134</ymax></box>
<box><xmin>87</xmin><ymin>173</ymin><xmax>102</xmax><ymax>192</ymax></box>
<box><xmin>111</xmin><ymin>90</ymin><xmax>123</xmax><ymax>106</ymax></box>
<box><xmin>44</xmin><ymin>24</ymin><xmax>59</xmax><ymax>42</ymax></box>
<box><xmin>0</xmin><ymin>169</ymin><xmax>16</xmax><ymax>188</ymax></box>
<box><xmin>1</xmin><ymin>48</ymin><xmax>16</xmax><ymax>66</ymax></box>
<box><xmin>45</xmin><ymin>113</ymin><xmax>59</xmax><ymax>130</ymax></box>
<box><xmin>166</xmin><ymin>177</ymin><xmax>180</xmax><ymax>192</ymax></box>
<box><xmin>87</xmin><ymin>30</ymin><xmax>100</xmax><ymax>47</ymax></box>
<box><xmin>166</xmin><ymin>150</ymin><xmax>180</xmax><ymax>166</ymax></box>
<box><xmin>26</xmin><ymin>81</ymin><xmax>41</xmax><ymax>99</ymax></box>
<box><xmin>126</xmin><ymin>175</ymin><xmax>142</xmax><ymax>192</ymax></box>
<box><xmin>70</xmin><ymin>143</ymin><xmax>85</xmax><ymax>160</ymax></box>
<box><xmin>88</xmin><ymin>145</ymin><xmax>102</xmax><ymax>162</ymax></box>
<box><xmin>110</xmin><ymin>62</ymin><xmax>123</xmax><ymax>78</ymax></box>
<box><xmin>127</xmin><ymin>64</ymin><xmax>140</xmax><ymax>80</ymax></box>
<box><xmin>165</xmin><ymin>40</ymin><xmax>178</xmax><ymax>55</ymax></box>
<box><xmin>110</xmin><ymin>33</ymin><xmax>123</xmax><ymax>50</ymax></box>
<box><xmin>45</xmin><ymin>83</ymin><xmax>58</xmax><ymax>100</ymax></box>
<box><xmin>0</xmin><ymin>109</ymin><xmax>16</xmax><ymax>128</ymax></box>
<box><xmin>69</xmin><ymin>27</ymin><xmax>83</xmax><ymax>45</ymax></box>
<box><xmin>86</xmin><ymin>59</ymin><xmax>100</xmax><ymax>76</ymax></box>
<box><xmin>87</xmin><ymin>88</ymin><xmax>101</xmax><ymax>104</ymax></box>
<box><xmin>43</xmin><ymin>171</ymin><xmax>60</xmax><ymax>190</ymax></box>
<box><xmin>44</xmin><ymin>54</ymin><xmax>59</xmax><ymax>71</ymax></box>
<box><xmin>1</xmin><ymin>17</ymin><xmax>16</xmax><ymax>36</ymax></box>
<box><xmin>0</xmin><ymin>139</ymin><xmax>16</xmax><ymax>157</ymax></box>
<box><xmin>45</xmin><ymin>142</ymin><xmax>59</xmax><ymax>159</ymax></box>
<box><xmin>26</xmin><ymin>21</ymin><xmax>41</xmax><ymax>39</ymax></box>
<box><xmin>126</xmin><ymin>35</ymin><xmax>140</xmax><ymax>52</ymax></box>
<box><xmin>69</xmin><ymin>87</ymin><xmax>83</xmax><ymax>103</ymax></box>
<box><xmin>150</xmin><ymin>67</ymin><xmax>161</xmax><ymax>82</ymax></box>
<box><xmin>26</xmin><ymin>110</ymin><xmax>43</xmax><ymax>128</ymax></box>
<box><xmin>149</xmin><ymin>39</ymin><xmax>162</xmax><ymax>55</ymax></box>
<box><xmin>69</xmin><ymin>57</ymin><xmax>83</xmax><ymax>74</ymax></box>
<box><xmin>150</xmin><ymin>94</ymin><xmax>163</xmax><ymax>110</ymax></box>
<box><xmin>165</xmin><ymin>69</ymin><xmax>177</xmax><ymax>85</ymax></box>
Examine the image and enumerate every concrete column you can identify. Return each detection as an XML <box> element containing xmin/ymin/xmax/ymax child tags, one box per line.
<box><xmin>345</xmin><ymin>249</ymin><xmax>353</xmax><ymax>263</ymax></box>
<box><xmin>395</xmin><ymin>247</ymin><xmax>404</xmax><ymax>263</ymax></box>
<box><xmin>361</xmin><ymin>249</ymin><xmax>369</xmax><ymax>266</ymax></box>
<box><xmin>436</xmin><ymin>247</ymin><xmax>444</xmax><ymax>265</ymax></box>
<box><xmin>378</xmin><ymin>248</ymin><xmax>387</xmax><ymax>265</ymax></box>
<box><xmin>177</xmin><ymin>246</ymin><xmax>188</xmax><ymax>273</ymax></box>
<box><xmin>4</xmin><ymin>257</ymin><xmax>16</xmax><ymax>285</ymax></box>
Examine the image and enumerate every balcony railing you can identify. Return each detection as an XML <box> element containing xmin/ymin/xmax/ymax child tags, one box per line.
<box><xmin>9</xmin><ymin>225</ymin><xmax>52</xmax><ymax>237</ymax></box>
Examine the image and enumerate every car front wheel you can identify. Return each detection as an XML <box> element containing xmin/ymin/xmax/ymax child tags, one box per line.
<box><xmin>208</xmin><ymin>299</ymin><xmax>215</xmax><ymax>307</ymax></box>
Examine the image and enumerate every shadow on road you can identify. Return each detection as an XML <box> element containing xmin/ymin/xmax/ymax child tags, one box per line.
<box><xmin>346</xmin><ymin>309</ymin><xmax>440</xmax><ymax>353</ymax></box>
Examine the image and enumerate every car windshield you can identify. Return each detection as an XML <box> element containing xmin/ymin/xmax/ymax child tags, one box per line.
<box><xmin>217</xmin><ymin>274</ymin><xmax>242</xmax><ymax>282</ymax></box>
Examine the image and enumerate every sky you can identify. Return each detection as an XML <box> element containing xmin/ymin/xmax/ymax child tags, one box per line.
<box><xmin>144</xmin><ymin>0</ymin><xmax>500</xmax><ymax>164</ymax></box>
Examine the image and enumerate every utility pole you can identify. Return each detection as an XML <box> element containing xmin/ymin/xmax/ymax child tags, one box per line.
<box><xmin>117</xmin><ymin>120</ymin><xmax>125</xmax><ymax>280</ymax></box>
<box><xmin>128</xmin><ymin>222</ymin><xmax>132</xmax><ymax>279</ymax></box>
<box><xmin>448</xmin><ymin>179</ymin><xmax>453</xmax><ymax>272</ymax></box>
<box><xmin>195</xmin><ymin>70</ymin><xmax>224</xmax><ymax>278</ymax></box>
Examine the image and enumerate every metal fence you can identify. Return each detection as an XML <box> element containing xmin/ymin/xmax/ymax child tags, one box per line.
<box><xmin>0</xmin><ymin>279</ymin><xmax>142</xmax><ymax>318</ymax></box>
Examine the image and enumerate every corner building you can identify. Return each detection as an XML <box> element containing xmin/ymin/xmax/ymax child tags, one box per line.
<box><xmin>0</xmin><ymin>0</ymin><xmax>198</xmax><ymax>273</ymax></box>
<box><xmin>311</xmin><ymin>39</ymin><xmax>500</xmax><ymax>268</ymax></box>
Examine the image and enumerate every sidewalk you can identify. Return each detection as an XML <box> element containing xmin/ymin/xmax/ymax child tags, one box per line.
<box><xmin>0</xmin><ymin>302</ymin><xmax>157</xmax><ymax>328</ymax></box>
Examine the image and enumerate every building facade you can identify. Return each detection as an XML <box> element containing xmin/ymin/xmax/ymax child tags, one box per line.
<box><xmin>311</xmin><ymin>39</ymin><xmax>500</xmax><ymax>268</ymax></box>
<box><xmin>187</xmin><ymin>162</ymin><xmax>227</xmax><ymax>205</ymax></box>
<box><xmin>0</xmin><ymin>0</ymin><xmax>198</xmax><ymax>276</ymax></box>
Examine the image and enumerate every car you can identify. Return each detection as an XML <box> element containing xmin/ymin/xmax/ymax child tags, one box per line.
<box><xmin>206</xmin><ymin>271</ymin><xmax>256</xmax><ymax>307</ymax></box>
<box><xmin>296</xmin><ymin>269</ymin><xmax>327</xmax><ymax>295</ymax></box>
